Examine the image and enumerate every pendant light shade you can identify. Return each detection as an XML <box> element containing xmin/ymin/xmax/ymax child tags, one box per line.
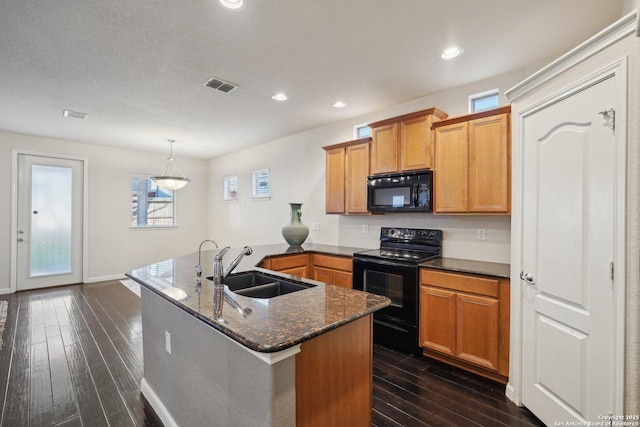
<box><xmin>151</xmin><ymin>139</ymin><xmax>192</xmax><ymax>190</ymax></box>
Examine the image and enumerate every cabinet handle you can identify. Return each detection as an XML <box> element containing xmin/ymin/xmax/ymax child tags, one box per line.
<box><xmin>520</xmin><ymin>271</ymin><xmax>535</xmax><ymax>285</ymax></box>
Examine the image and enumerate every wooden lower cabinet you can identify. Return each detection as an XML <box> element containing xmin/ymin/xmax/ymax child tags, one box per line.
<box><xmin>260</xmin><ymin>253</ymin><xmax>353</xmax><ymax>288</ymax></box>
<box><xmin>311</xmin><ymin>253</ymin><xmax>353</xmax><ymax>288</ymax></box>
<box><xmin>261</xmin><ymin>253</ymin><xmax>310</xmax><ymax>278</ymax></box>
<box><xmin>419</xmin><ymin>269</ymin><xmax>510</xmax><ymax>383</ymax></box>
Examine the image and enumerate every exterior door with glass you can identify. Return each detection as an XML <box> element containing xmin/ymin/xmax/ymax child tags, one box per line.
<box><xmin>16</xmin><ymin>154</ymin><xmax>84</xmax><ymax>290</ymax></box>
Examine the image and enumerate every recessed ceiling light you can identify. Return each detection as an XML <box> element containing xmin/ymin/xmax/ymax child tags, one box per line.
<box><xmin>332</xmin><ymin>101</ymin><xmax>347</xmax><ymax>108</ymax></box>
<box><xmin>63</xmin><ymin>109</ymin><xmax>88</xmax><ymax>119</ymax></box>
<box><xmin>217</xmin><ymin>0</ymin><xmax>245</xmax><ymax>10</ymax></box>
<box><xmin>272</xmin><ymin>93</ymin><xmax>288</xmax><ymax>101</ymax></box>
<box><xmin>440</xmin><ymin>46</ymin><xmax>463</xmax><ymax>60</ymax></box>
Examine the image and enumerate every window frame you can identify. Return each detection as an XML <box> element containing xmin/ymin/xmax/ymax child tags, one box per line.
<box><xmin>468</xmin><ymin>88</ymin><xmax>500</xmax><ymax>113</ymax></box>
<box><xmin>223</xmin><ymin>175</ymin><xmax>238</xmax><ymax>201</ymax></box>
<box><xmin>130</xmin><ymin>174</ymin><xmax>178</xmax><ymax>229</ymax></box>
<box><xmin>251</xmin><ymin>168</ymin><xmax>270</xmax><ymax>199</ymax></box>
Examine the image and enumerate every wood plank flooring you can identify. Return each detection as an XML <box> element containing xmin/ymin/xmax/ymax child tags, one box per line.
<box><xmin>0</xmin><ymin>281</ymin><xmax>544</xmax><ymax>427</ymax></box>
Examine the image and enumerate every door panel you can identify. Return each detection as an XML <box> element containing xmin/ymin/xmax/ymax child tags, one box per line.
<box><xmin>521</xmin><ymin>74</ymin><xmax>616</xmax><ymax>423</ymax></box>
<box><xmin>17</xmin><ymin>155</ymin><xmax>84</xmax><ymax>290</ymax></box>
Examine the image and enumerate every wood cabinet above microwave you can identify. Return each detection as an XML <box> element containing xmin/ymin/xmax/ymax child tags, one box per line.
<box><xmin>323</xmin><ymin>137</ymin><xmax>371</xmax><ymax>214</ymax></box>
<box><xmin>432</xmin><ymin>106</ymin><xmax>511</xmax><ymax>214</ymax></box>
<box><xmin>368</xmin><ymin>107</ymin><xmax>448</xmax><ymax>175</ymax></box>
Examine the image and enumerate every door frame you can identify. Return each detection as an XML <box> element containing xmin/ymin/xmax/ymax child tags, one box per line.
<box><xmin>507</xmin><ymin>58</ymin><xmax>627</xmax><ymax>413</ymax></box>
<box><xmin>10</xmin><ymin>150</ymin><xmax>90</xmax><ymax>293</ymax></box>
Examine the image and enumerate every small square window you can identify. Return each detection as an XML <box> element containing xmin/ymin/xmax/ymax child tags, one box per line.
<box><xmin>469</xmin><ymin>89</ymin><xmax>499</xmax><ymax>113</ymax></box>
<box><xmin>224</xmin><ymin>175</ymin><xmax>238</xmax><ymax>200</ymax></box>
<box><xmin>252</xmin><ymin>169</ymin><xmax>270</xmax><ymax>198</ymax></box>
<box><xmin>131</xmin><ymin>174</ymin><xmax>176</xmax><ymax>227</ymax></box>
<box><xmin>354</xmin><ymin>123</ymin><xmax>371</xmax><ymax>139</ymax></box>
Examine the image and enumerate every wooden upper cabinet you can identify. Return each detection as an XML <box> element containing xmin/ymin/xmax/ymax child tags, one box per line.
<box><xmin>370</xmin><ymin>123</ymin><xmax>398</xmax><ymax>174</ymax></box>
<box><xmin>369</xmin><ymin>108</ymin><xmax>448</xmax><ymax>175</ymax></box>
<box><xmin>323</xmin><ymin>138</ymin><xmax>370</xmax><ymax>215</ymax></box>
<box><xmin>434</xmin><ymin>122</ymin><xmax>469</xmax><ymax>213</ymax></box>
<box><xmin>433</xmin><ymin>106</ymin><xmax>511</xmax><ymax>214</ymax></box>
<box><xmin>324</xmin><ymin>146</ymin><xmax>346</xmax><ymax>213</ymax></box>
<box><xmin>345</xmin><ymin>142</ymin><xmax>370</xmax><ymax>214</ymax></box>
<box><xmin>468</xmin><ymin>113</ymin><xmax>510</xmax><ymax>212</ymax></box>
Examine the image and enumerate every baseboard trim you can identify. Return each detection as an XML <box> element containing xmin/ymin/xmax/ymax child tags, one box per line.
<box><xmin>140</xmin><ymin>378</ymin><xmax>178</xmax><ymax>427</ymax></box>
<box><xmin>85</xmin><ymin>274</ymin><xmax>127</xmax><ymax>283</ymax></box>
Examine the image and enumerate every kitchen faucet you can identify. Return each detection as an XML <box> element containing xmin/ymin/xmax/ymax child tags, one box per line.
<box><xmin>212</xmin><ymin>246</ymin><xmax>253</xmax><ymax>320</ymax></box>
<box><xmin>195</xmin><ymin>239</ymin><xmax>218</xmax><ymax>280</ymax></box>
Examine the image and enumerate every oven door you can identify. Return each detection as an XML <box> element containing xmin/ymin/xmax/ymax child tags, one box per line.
<box><xmin>352</xmin><ymin>257</ymin><xmax>418</xmax><ymax>325</ymax></box>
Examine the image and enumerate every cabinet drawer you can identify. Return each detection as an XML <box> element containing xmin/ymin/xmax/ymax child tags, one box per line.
<box><xmin>268</xmin><ymin>254</ymin><xmax>309</xmax><ymax>270</ymax></box>
<box><xmin>312</xmin><ymin>254</ymin><xmax>352</xmax><ymax>272</ymax></box>
<box><xmin>420</xmin><ymin>269</ymin><xmax>499</xmax><ymax>298</ymax></box>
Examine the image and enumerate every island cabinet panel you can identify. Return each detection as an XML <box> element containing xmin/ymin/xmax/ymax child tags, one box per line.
<box><xmin>369</xmin><ymin>107</ymin><xmax>448</xmax><ymax>175</ymax></box>
<box><xmin>433</xmin><ymin>106</ymin><xmax>511</xmax><ymax>214</ymax></box>
<box><xmin>311</xmin><ymin>254</ymin><xmax>353</xmax><ymax>288</ymax></box>
<box><xmin>261</xmin><ymin>253</ymin><xmax>310</xmax><ymax>278</ymax></box>
<box><xmin>419</xmin><ymin>268</ymin><xmax>510</xmax><ymax>383</ymax></box>
<box><xmin>296</xmin><ymin>314</ymin><xmax>372</xmax><ymax>427</ymax></box>
<box><xmin>323</xmin><ymin>138</ymin><xmax>370</xmax><ymax>215</ymax></box>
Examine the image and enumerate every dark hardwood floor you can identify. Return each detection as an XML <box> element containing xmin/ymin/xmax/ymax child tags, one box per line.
<box><xmin>0</xmin><ymin>281</ymin><xmax>544</xmax><ymax>427</ymax></box>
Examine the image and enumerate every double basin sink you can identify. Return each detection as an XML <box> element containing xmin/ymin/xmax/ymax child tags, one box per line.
<box><xmin>207</xmin><ymin>271</ymin><xmax>316</xmax><ymax>299</ymax></box>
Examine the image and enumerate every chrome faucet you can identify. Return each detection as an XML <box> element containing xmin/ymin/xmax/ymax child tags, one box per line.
<box><xmin>195</xmin><ymin>239</ymin><xmax>218</xmax><ymax>280</ymax></box>
<box><xmin>212</xmin><ymin>246</ymin><xmax>253</xmax><ymax>320</ymax></box>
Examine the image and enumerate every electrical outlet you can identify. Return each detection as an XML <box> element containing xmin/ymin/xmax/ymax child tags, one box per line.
<box><xmin>165</xmin><ymin>331</ymin><xmax>171</xmax><ymax>354</ymax></box>
<box><xmin>362</xmin><ymin>224</ymin><xmax>369</xmax><ymax>234</ymax></box>
<box><xmin>477</xmin><ymin>229</ymin><xmax>486</xmax><ymax>241</ymax></box>
<box><xmin>311</xmin><ymin>222</ymin><xmax>320</xmax><ymax>231</ymax></box>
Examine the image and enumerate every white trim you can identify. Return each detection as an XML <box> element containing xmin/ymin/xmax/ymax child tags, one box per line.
<box><xmin>10</xmin><ymin>149</ymin><xmax>90</xmax><ymax>293</ymax></box>
<box><xmin>509</xmin><ymin>58</ymin><xmax>628</xmax><ymax>414</ymax></box>
<box><xmin>140</xmin><ymin>378</ymin><xmax>179</xmax><ymax>427</ymax></box>
<box><xmin>505</xmin><ymin>10</ymin><xmax>637</xmax><ymax>101</ymax></box>
<box><xmin>85</xmin><ymin>274</ymin><xmax>127</xmax><ymax>283</ymax></box>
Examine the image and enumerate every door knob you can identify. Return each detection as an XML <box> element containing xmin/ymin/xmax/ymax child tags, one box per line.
<box><xmin>520</xmin><ymin>271</ymin><xmax>535</xmax><ymax>285</ymax></box>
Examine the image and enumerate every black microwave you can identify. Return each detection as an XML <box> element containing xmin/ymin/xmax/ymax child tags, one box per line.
<box><xmin>367</xmin><ymin>170</ymin><xmax>433</xmax><ymax>213</ymax></box>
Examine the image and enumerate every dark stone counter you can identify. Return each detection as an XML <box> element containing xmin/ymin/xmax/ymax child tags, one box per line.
<box><xmin>126</xmin><ymin>243</ymin><xmax>389</xmax><ymax>353</ymax></box>
<box><xmin>420</xmin><ymin>257</ymin><xmax>511</xmax><ymax>278</ymax></box>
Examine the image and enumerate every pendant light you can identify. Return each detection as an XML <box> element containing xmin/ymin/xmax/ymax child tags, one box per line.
<box><xmin>150</xmin><ymin>139</ymin><xmax>192</xmax><ymax>191</ymax></box>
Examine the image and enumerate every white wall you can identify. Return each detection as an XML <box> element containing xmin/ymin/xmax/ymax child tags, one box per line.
<box><xmin>0</xmin><ymin>132</ymin><xmax>208</xmax><ymax>293</ymax></box>
<box><xmin>207</xmin><ymin>70</ymin><xmax>525</xmax><ymax>263</ymax></box>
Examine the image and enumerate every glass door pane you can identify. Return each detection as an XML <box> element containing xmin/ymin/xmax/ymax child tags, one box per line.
<box><xmin>30</xmin><ymin>164</ymin><xmax>73</xmax><ymax>276</ymax></box>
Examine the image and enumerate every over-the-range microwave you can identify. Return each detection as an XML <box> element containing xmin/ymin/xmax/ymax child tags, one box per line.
<box><xmin>367</xmin><ymin>170</ymin><xmax>433</xmax><ymax>213</ymax></box>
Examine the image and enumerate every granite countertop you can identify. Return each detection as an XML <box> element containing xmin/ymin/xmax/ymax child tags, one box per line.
<box><xmin>420</xmin><ymin>257</ymin><xmax>510</xmax><ymax>278</ymax></box>
<box><xmin>127</xmin><ymin>243</ymin><xmax>389</xmax><ymax>353</ymax></box>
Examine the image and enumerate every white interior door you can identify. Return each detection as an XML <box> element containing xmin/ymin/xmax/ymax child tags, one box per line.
<box><xmin>16</xmin><ymin>154</ymin><xmax>84</xmax><ymax>290</ymax></box>
<box><xmin>520</xmin><ymin>74</ymin><xmax>619</xmax><ymax>423</ymax></box>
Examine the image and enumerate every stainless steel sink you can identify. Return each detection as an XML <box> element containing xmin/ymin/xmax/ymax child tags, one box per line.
<box><xmin>208</xmin><ymin>271</ymin><xmax>316</xmax><ymax>299</ymax></box>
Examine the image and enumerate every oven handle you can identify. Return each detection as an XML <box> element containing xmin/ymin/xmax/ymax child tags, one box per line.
<box><xmin>353</xmin><ymin>257</ymin><xmax>417</xmax><ymax>269</ymax></box>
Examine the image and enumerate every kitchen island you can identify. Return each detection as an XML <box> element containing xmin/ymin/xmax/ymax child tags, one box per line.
<box><xmin>127</xmin><ymin>244</ymin><xmax>389</xmax><ymax>427</ymax></box>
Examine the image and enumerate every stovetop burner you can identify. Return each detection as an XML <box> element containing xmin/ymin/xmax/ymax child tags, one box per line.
<box><xmin>354</xmin><ymin>227</ymin><xmax>443</xmax><ymax>265</ymax></box>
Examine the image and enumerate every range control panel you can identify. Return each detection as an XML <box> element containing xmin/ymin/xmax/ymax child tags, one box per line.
<box><xmin>380</xmin><ymin>227</ymin><xmax>443</xmax><ymax>245</ymax></box>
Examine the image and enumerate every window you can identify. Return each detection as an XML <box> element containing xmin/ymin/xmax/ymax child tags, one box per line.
<box><xmin>131</xmin><ymin>174</ymin><xmax>176</xmax><ymax>227</ymax></box>
<box><xmin>224</xmin><ymin>175</ymin><xmax>238</xmax><ymax>200</ymax></box>
<box><xmin>354</xmin><ymin>123</ymin><xmax>371</xmax><ymax>139</ymax></box>
<box><xmin>252</xmin><ymin>168</ymin><xmax>270</xmax><ymax>198</ymax></box>
<box><xmin>469</xmin><ymin>89</ymin><xmax>499</xmax><ymax>113</ymax></box>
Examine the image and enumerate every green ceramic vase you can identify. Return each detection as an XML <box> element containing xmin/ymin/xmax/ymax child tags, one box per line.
<box><xmin>282</xmin><ymin>203</ymin><xmax>309</xmax><ymax>246</ymax></box>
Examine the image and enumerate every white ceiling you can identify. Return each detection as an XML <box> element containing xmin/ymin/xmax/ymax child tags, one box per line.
<box><xmin>0</xmin><ymin>0</ymin><xmax>624</xmax><ymax>159</ymax></box>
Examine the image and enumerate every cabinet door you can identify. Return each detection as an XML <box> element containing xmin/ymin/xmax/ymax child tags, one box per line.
<box><xmin>400</xmin><ymin>115</ymin><xmax>432</xmax><ymax>171</ymax></box>
<box><xmin>455</xmin><ymin>292</ymin><xmax>499</xmax><ymax>370</ymax></box>
<box><xmin>370</xmin><ymin>123</ymin><xmax>398</xmax><ymax>174</ymax></box>
<box><xmin>345</xmin><ymin>142</ymin><xmax>370</xmax><ymax>214</ymax></box>
<box><xmin>468</xmin><ymin>113</ymin><xmax>510</xmax><ymax>213</ymax></box>
<box><xmin>419</xmin><ymin>286</ymin><xmax>456</xmax><ymax>356</ymax></box>
<box><xmin>434</xmin><ymin>122</ymin><xmax>469</xmax><ymax>212</ymax></box>
<box><xmin>325</xmin><ymin>147</ymin><xmax>345</xmax><ymax>213</ymax></box>
<box><xmin>332</xmin><ymin>270</ymin><xmax>352</xmax><ymax>289</ymax></box>
<box><xmin>279</xmin><ymin>266</ymin><xmax>309</xmax><ymax>279</ymax></box>
<box><xmin>313</xmin><ymin>266</ymin><xmax>333</xmax><ymax>284</ymax></box>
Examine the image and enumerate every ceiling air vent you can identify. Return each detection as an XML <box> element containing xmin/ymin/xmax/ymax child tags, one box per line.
<box><xmin>63</xmin><ymin>109</ymin><xmax>88</xmax><ymax>119</ymax></box>
<box><xmin>204</xmin><ymin>77</ymin><xmax>238</xmax><ymax>93</ymax></box>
